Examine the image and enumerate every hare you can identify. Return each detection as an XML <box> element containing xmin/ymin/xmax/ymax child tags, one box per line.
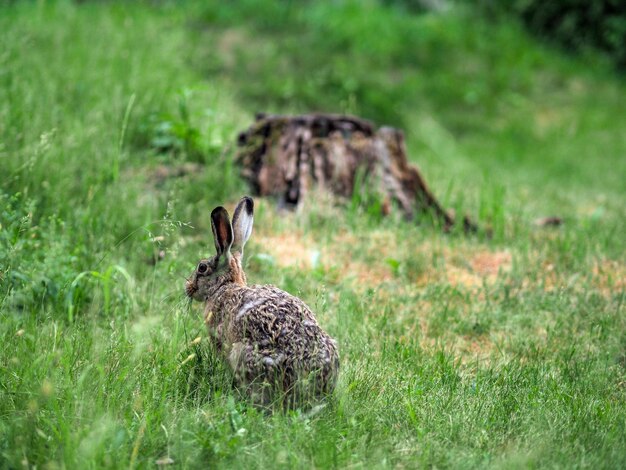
<box><xmin>185</xmin><ymin>196</ymin><xmax>339</xmax><ymax>407</ymax></box>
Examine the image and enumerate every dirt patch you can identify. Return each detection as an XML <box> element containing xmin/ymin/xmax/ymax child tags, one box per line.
<box><xmin>443</xmin><ymin>266</ymin><xmax>486</xmax><ymax>290</ymax></box>
<box><xmin>471</xmin><ymin>250</ymin><xmax>512</xmax><ymax>277</ymax></box>
<box><xmin>525</xmin><ymin>258</ymin><xmax>624</xmax><ymax>298</ymax></box>
<box><xmin>591</xmin><ymin>260</ymin><xmax>626</xmax><ymax>296</ymax></box>
<box><xmin>253</xmin><ymin>231</ymin><xmax>317</xmax><ymax>269</ymax></box>
<box><xmin>345</xmin><ymin>260</ymin><xmax>393</xmax><ymax>286</ymax></box>
<box><xmin>415</xmin><ymin>249</ymin><xmax>512</xmax><ymax>291</ymax></box>
<box><xmin>253</xmin><ymin>201</ymin><xmax>514</xmax><ymax>294</ymax></box>
<box><xmin>253</xmin><ymin>228</ymin><xmax>394</xmax><ymax>288</ymax></box>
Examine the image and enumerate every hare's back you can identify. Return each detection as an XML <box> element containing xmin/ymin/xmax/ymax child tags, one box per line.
<box><xmin>232</xmin><ymin>284</ymin><xmax>339</xmax><ymax>398</ymax></box>
<box><xmin>232</xmin><ymin>285</ymin><xmax>323</xmax><ymax>342</ymax></box>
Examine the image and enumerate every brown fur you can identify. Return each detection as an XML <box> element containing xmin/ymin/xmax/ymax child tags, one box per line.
<box><xmin>229</xmin><ymin>256</ymin><xmax>247</xmax><ymax>286</ymax></box>
<box><xmin>185</xmin><ymin>197</ymin><xmax>339</xmax><ymax>407</ymax></box>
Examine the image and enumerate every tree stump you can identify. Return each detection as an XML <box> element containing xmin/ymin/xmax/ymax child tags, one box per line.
<box><xmin>236</xmin><ymin>113</ymin><xmax>477</xmax><ymax>232</ymax></box>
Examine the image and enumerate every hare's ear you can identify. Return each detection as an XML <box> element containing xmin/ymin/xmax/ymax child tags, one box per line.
<box><xmin>231</xmin><ymin>196</ymin><xmax>254</xmax><ymax>257</ymax></box>
<box><xmin>211</xmin><ymin>206</ymin><xmax>233</xmax><ymax>259</ymax></box>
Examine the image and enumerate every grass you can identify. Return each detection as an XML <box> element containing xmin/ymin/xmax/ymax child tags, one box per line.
<box><xmin>1</xmin><ymin>0</ymin><xmax>625</xmax><ymax>468</ymax></box>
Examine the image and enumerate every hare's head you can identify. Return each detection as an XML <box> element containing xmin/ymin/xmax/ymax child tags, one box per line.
<box><xmin>185</xmin><ymin>196</ymin><xmax>254</xmax><ymax>301</ymax></box>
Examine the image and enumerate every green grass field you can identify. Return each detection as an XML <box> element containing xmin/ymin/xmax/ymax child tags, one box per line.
<box><xmin>1</xmin><ymin>1</ymin><xmax>625</xmax><ymax>468</ymax></box>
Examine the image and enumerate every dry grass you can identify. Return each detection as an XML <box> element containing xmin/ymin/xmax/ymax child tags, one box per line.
<box><xmin>591</xmin><ymin>259</ymin><xmax>626</xmax><ymax>296</ymax></box>
<box><xmin>246</xmin><ymin>200</ymin><xmax>621</xmax><ymax>371</ymax></box>
<box><xmin>253</xmin><ymin>231</ymin><xmax>317</xmax><ymax>269</ymax></box>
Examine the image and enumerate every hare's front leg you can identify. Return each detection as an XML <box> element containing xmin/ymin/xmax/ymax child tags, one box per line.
<box><xmin>228</xmin><ymin>341</ymin><xmax>274</xmax><ymax>406</ymax></box>
<box><xmin>204</xmin><ymin>309</ymin><xmax>224</xmax><ymax>351</ymax></box>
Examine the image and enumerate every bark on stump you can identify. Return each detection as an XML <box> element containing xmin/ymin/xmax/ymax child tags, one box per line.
<box><xmin>236</xmin><ymin>113</ymin><xmax>477</xmax><ymax>232</ymax></box>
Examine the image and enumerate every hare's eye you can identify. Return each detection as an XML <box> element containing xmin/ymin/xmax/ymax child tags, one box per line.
<box><xmin>197</xmin><ymin>263</ymin><xmax>208</xmax><ymax>274</ymax></box>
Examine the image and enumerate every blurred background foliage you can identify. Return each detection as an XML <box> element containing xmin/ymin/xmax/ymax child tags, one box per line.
<box><xmin>475</xmin><ymin>0</ymin><xmax>626</xmax><ymax>69</ymax></box>
<box><xmin>1</xmin><ymin>1</ymin><xmax>626</xmax><ymax>467</ymax></box>
<box><xmin>385</xmin><ymin>0</ymin><xmax>626</xmax><ymax>69</ymax></box>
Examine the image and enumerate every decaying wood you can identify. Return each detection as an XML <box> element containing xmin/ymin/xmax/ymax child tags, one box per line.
<box><xmin>236</xmin><ymin>113</ymin><xmax>477</xmax><ymax>232</ymax></box>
